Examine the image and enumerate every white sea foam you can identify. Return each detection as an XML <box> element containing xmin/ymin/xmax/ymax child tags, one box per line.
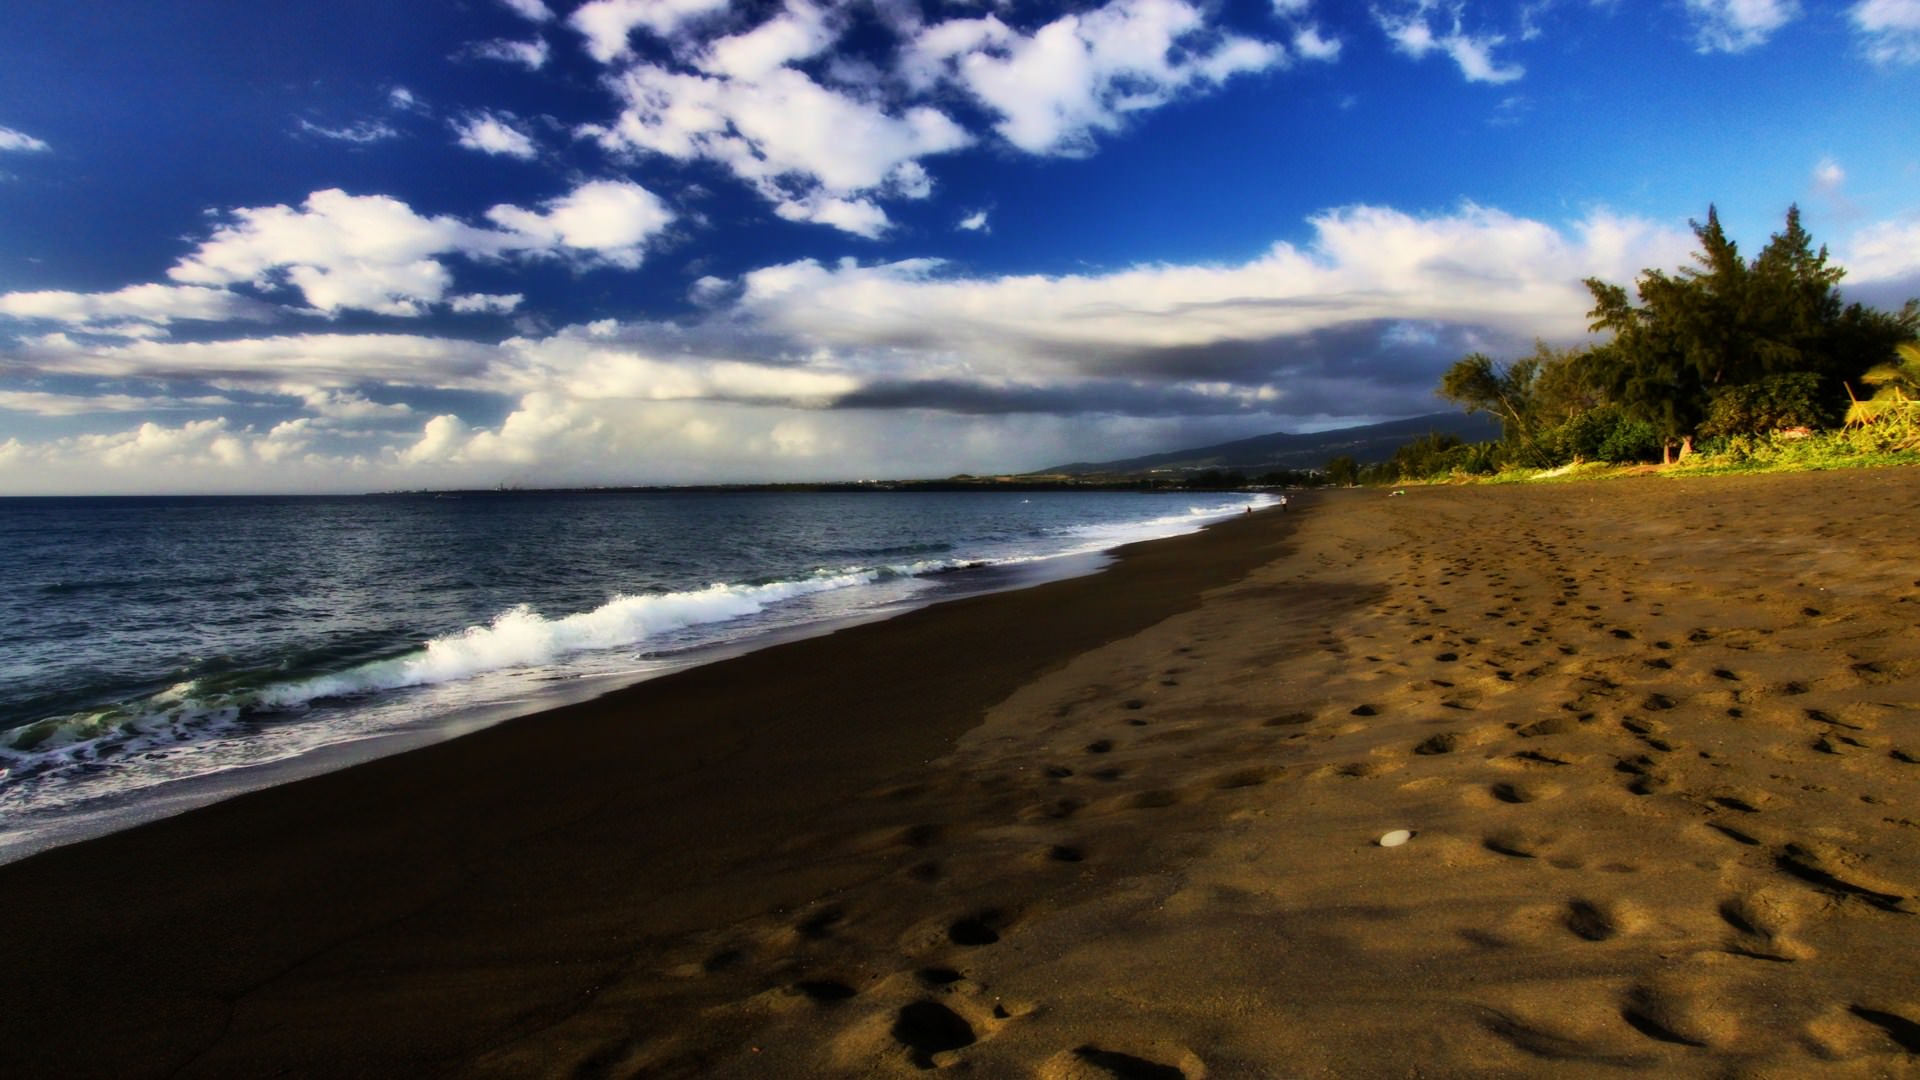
<box><xmin>258</xmin><ymin>569</ymin><xmax>884</xmax><ymax>710</ymax></box>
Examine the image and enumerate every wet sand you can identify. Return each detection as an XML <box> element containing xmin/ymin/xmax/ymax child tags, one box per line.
<box><xmin>5</xmin><ymin>468</ymin><xmax>1920</xmax><ymax>1078</ymax></box>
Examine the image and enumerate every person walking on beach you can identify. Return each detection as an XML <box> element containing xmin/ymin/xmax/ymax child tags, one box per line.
<box><xmin>1278</xmin><ymin>495</ymin><xmax>1288</xmax><ymax>511</ymax></box>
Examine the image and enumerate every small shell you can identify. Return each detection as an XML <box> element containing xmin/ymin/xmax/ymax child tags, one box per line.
<box><xmin>1378</xmin><ymin>829</ymin><xmax>1414</xmax><ymax>848</ymax></box>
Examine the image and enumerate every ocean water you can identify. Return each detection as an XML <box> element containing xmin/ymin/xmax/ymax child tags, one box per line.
<box><xmin>0</xmin><ymin>489</ymin><xmax>1267</xmax><ymax>860</ymax></box>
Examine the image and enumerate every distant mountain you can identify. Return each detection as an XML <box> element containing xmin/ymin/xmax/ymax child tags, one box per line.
<box><xmin>1037</xmin><ymin>412</ymin><xmax>1501</xmax><ymax>477</ymax></box>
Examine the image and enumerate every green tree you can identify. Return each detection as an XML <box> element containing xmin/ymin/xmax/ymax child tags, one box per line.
<box><xmin>1586</xmin><ymin>205</ymin><xmax>1916</xmax><ymax>462</ymax></box>
<box><xmin>1437</xmin><ymin>352</ymin><xmax>1553</xmax><ymax>466</ymax></box>
<box><xmin>1324</xmin><ymin>455</ymin><xmax>1359</xmax><ymax>486</ymax></box>
<box><xmin>1529</xmin><ymin>341</ymin><xmax>1609</xmax><ymax>424</ymax></box>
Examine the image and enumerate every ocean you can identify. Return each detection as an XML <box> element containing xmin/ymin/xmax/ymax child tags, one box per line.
<box><xmin>0</xmin><ymin>489</ymin><xmax>1268</xmax><ymax>861</ymax></box>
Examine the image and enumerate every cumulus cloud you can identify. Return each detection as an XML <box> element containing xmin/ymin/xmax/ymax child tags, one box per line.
<box><xmin>902</xmin><ymin>0</ymin><xmax>1283</xmax><ymax>155</ymax></box>
<box><xmin>570</xmin><ymin>0</ymin><xmax>730</xmax><ymax>62</ymax></box>
<box><xmin>168</xmin><ymin>190</ymin><xmax>477</xmax><ymax>316</ymax></box>
<box><xmin>699</xmin><ymin>0</ymin><xmax>841</xmax><ymax>80</ymax></box>
<box><xmin>957</xmin><ymin>209</ymin><xmax>990</xmax><ymax>232</ymax></box>
<box><xmin>452</xmin><ymin>111</ymin><xmax>539</xmax><ymax>159</ymax></box>
<box><xmin>1374</xmin><ymin>1</ymin><xmax>1525</xmax><ymax>83</ymax></box>
<box><xmin>587</xmin><ymin>63</ymin><xmax>969</xmax><ymax>236</ymax></box>
<box><xmin>572</xmin><ymin>0</ymin><xmax>1286</xmax><ymax>234</ymax></box>
<box><xmin>1292</xmin><ymin>25</ymin><xmax>1343</xmax><ymax>61</ymax></box>
<box><xmin>0</xmin><ymin>124</ymin><xmax>50</xmax><ymax>152</ymax></box>
<box><xmin>1684</xmin><ymin>0</ymin><xmax>1799</xmax><ymax>53</ymax></box>
<box><xmin>483</xmin><ymin>179</ymin><xmax>675</xmax><ymax>269</ymax></box>
<box><xmin>298</xmin><ymin>388</ymin><xmax>414</xmax><ymax>421</ymax></box>
<box><xmin>1852</xmin><ymin>0</ymin><xmax>1920</xmax><ymax>63</ymax></box>
<box><xmin>163</xmin><ymin>184</ymin><xmax>672</xmax><ymax>315</ymax></box>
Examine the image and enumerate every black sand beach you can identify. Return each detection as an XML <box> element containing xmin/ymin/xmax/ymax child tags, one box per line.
<box><xmin>7</xmin><ymin>469</ymin><xmax>1920</xmax><ymax>1077</ymax></box>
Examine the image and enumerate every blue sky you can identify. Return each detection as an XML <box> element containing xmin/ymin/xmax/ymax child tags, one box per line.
<box><xmin>2</xmin><ymin>0</ymin><xmax>1917</xmax><ymax>493</ymax></box>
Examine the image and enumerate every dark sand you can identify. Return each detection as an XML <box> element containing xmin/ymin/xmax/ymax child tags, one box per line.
<box><xmin>5</xmin><ymin>468</ymin><xmax>1920</xmax><ymax>1078</ymax></box>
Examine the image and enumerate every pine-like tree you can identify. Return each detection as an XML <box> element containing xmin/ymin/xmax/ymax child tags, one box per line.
<box><xmin>1583</xmin><ymin>205</ymin><xmax>1915</xmax><ymax>461</ymax></box>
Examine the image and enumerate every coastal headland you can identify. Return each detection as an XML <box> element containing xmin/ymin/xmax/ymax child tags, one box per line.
<box><xmin>5</xmin><ymin>468</ymin><xmax>1920</xmax><ymax>1077</ymax></box>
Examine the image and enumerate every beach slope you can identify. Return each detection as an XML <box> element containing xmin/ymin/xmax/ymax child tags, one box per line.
<box><xmin>6</xmin><ymin>469</ymin><xmax>1920</xmax><ymax>1078</ymax></box>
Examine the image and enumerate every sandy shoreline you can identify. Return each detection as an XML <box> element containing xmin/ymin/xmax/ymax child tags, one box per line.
<box><xmin>5</xmin><ymin>469</ymin><xmax>1920</xmax><ymax>1078</ymax></box>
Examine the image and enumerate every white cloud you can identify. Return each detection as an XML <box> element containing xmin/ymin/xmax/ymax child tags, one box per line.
<box><xmin>904</xmin><ymin>0</ymin><xmax>1283</xmax><ymax>155</ymax></box>
<box><xmin>570</xmin><ymin>0</ymin><xmax>730</xmax><ymax>63</ymax></box>
<box><xmin>0</xmin><ymin>389</ymin><xmax>231</xmax><ymax>416</ymax></box>
<box><xmin>484</xmin><ymin>179</ymin><xmax>675</xmax><ymax>269</ymax></box>
<box><xmin>1814</xmin><ymin>156</ymin><xmax>1846</xmax><ymax>192</ymax></box>
<box><xmin>699</xmin><ymin>0</ymin><xmax>840</xmax><ymax>80</ymax></box>
<box><xmin>297</xmin><ymin>118</ymin><xmax>400</xmax><ymax>143</ymax></box>
<box><xmin>958</xmin><ymin>209</ymin><xmax>991</xmax><ymax>232</ymax></box>
<box><xmin>387</xmin><ymin>86</ymin><xmax>427</xmax><ymax>113</ymax></box>
<box><xmin>15</xmin><ymin>331</ymin><xmax>503</xmax><ymax>393</ymax></box>
<box><xmin>499</xmin><ymin>0</ymin><xmax>553</xmax><ymax>23</ymax></box>
<box><xmin>299</xmin><ymin>388</ymin><xmax>413</xmax><ymax>421</ymax></box>
<box><xmin>1374</xmin><ymin>2</ymin><xmax>1525</xmax><ymax>83</ymax></box>
<box><xmin>453</xmin><ymin>111</ymin><xmax>539</xmax><ymax>159</ymax></box>
<box><xmin>733</xmin><ymin>205</ymin><xmax>1694</xmax><ymax>369</ymax></box>
<box><xmin>169</xmin><ymin>190</ymin><xmax>479</xmax><ymax>316</ymax></box>
<box><xmin>163</xmin><ymin>185</ymin><xmax>672</xmax><ymax>315</ymax></box>
<box><xmin>450</xmin><ymin>292</ymin><xmax>525</xmax><ymax>314</ymax></box>
<box><xmin>773</xmin><ymin>194</ymin><xmax>893</xmax><ymax>238</ymax></box>
<box><xmin>0</xmin><ymin>283</ymin><xmax>276</xmax><ymax>334</ymax></box>
<box><xmin>1852</xmin><ymin>0</ymin><xmax>1920</xmax><ymax>63</ymax></box>
<box><xmin>588</xmin><ymin>63</ymin><xmax>969</xmax><ymax>236</ymax></box>
<box><xmin>1683</xmin><ymin>0</ymin><xmax>1799</xmax><ymax>53</ymax></box>
<box><xmin>568</xmin><ymin>1</ymin><xmax>1285</xmax><ymax>234</ymax></box>
<box><xmin>0</xmin><ymin>125</ymin><xmax>50</xmax><ymax>153</ymax></box>
<box><xmin>1293</xmin><ymin>25</ymin><xmax>1343</xmax><ymax>61</ymax></box>
<box><xmin>467</xmin><ymin>37</ymin><xmax>551</xmax><ymax>70</ymax></box>
<box><xmin>1841</xmin><ymin>217</ymin><xmax>1920</xmax><ymax>282</ymax></box>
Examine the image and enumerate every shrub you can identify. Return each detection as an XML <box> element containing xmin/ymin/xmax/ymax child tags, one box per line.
<box><xmin>1699</xmin><ymin>372</ymin><xmax>1832</xmax><ymax>438</ymax></box>
<box><xmin>1546</xmin><ymin>406</ymin><xmax>1661</xmax><ymax>463</ymax></box>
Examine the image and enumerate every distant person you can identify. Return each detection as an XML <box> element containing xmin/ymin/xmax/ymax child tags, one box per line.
<box><xmin>1278</xmin><ymin>495</ymin><xmax>1288</xmax><ymax>511</ymax></box>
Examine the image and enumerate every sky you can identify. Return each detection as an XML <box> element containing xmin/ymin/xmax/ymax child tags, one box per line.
<box><xmin>1</xmin><ymin>0</ymin><xmax>1918</xmax><ymax>494</ymax></box>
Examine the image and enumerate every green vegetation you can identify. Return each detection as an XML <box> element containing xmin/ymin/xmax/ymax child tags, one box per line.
<box><xmin>1351</xmin><ymin>205</ymin><xmax>1919</xmax><ymax>485</ymax></box>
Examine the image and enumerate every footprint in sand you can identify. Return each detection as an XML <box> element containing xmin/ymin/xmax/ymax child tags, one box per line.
<box><xmin>1483</xmin><ymin>829</ymin><xmax>1557</xmax><ymax>859</ymax></box>
<box><xmin>1774</xmin><ymin>841</ymin><xmax>1913</xmax><ymax>912</ymax></box>
<box><xmin>1846</xmin><ymin>1005</ymin><xmax>1920</xmax><ymax>1054</ymax></box>
<box><xmin>1563</xmin><ymin>898</ymin><xmax>1644</xmax><ymax>941</ymax></box>
<box><xmin>1718</xmin><ymin>888</ymin><xmax>1814</xmax><ymax>961</ymax></box>
<box><xmin>1210</xmin><ymin>765</ymin><xmax>1279</xmax><ymax>790</ymax></box>
<box><xmin>1619</xmin><ymin>979</ymin><xmax>1740</xmax><ymax>1049</ymax></box>
<box><xmin>891</xmin><ymin>1000</ymin><xmax>978</xmax><ymax>1067</ymax></box>
<box><xmin>793</xmin><ymin>979</ymin><xmax>859</xmax><ymax>1003</ymax></box>
<box><xmin>1488</xmin><ymin>780</ymin><xmax>1559</xmax><ymax>804</ymax></box>
<box><xmin>1037</xmin><ymin>1044</ymin><xmax>1197</xmax><ymax>1079</ymax></box>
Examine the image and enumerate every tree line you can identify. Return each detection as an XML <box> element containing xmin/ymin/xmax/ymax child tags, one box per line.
<box><xmin>1361</xmin><ymin>205</ymin><xmax>1918</xmax><ymax>482</ymax></box>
